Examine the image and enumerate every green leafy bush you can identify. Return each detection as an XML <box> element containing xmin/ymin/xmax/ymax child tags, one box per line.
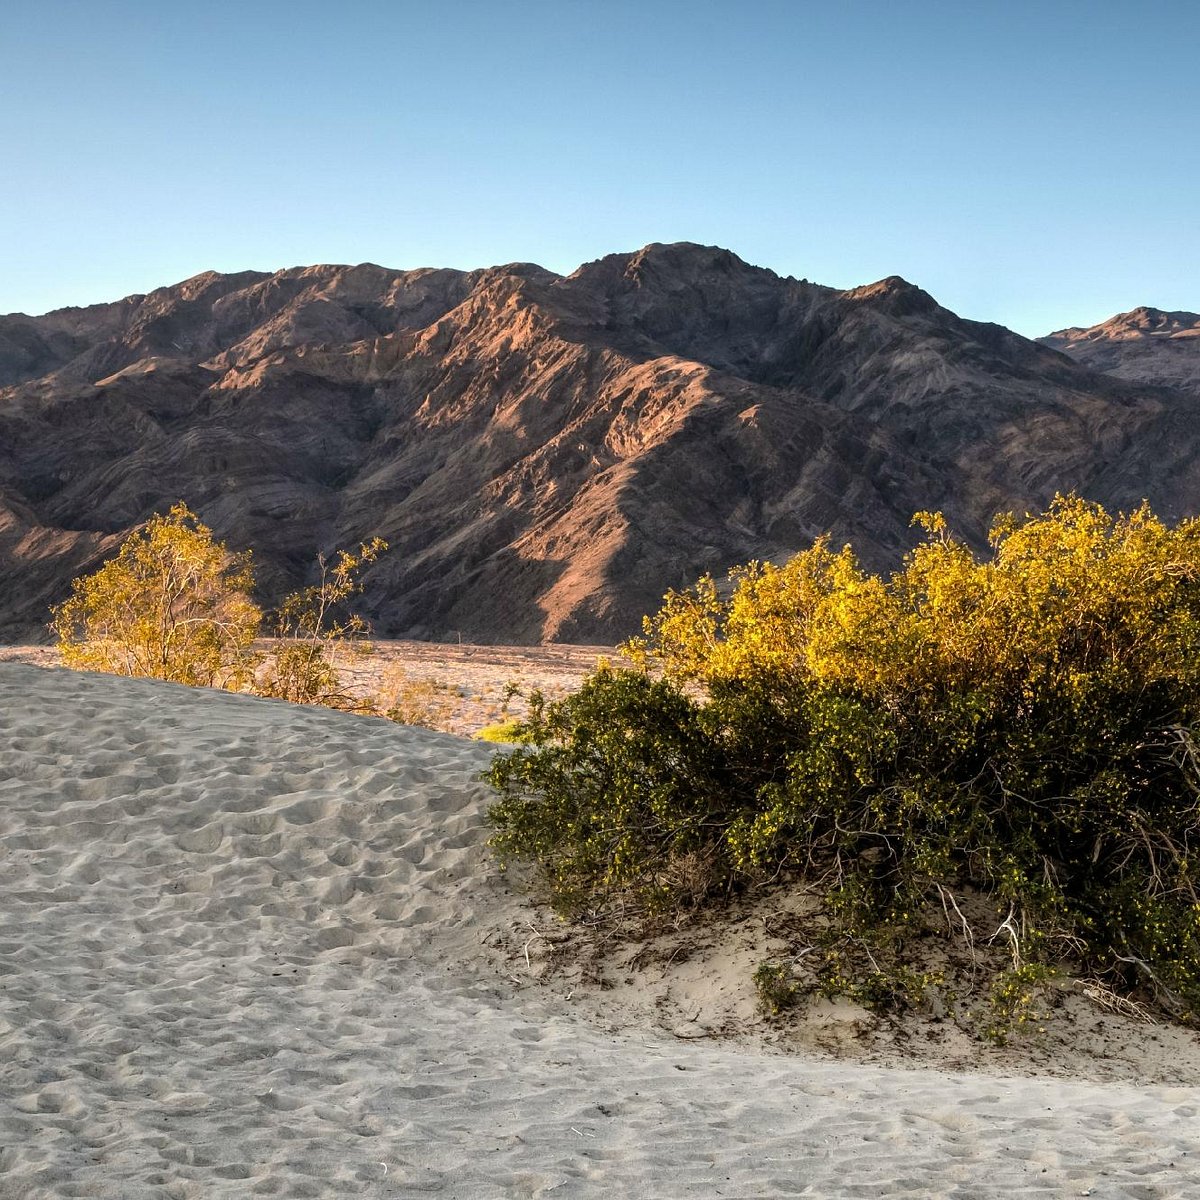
<box><xmin>753</xmin><ymin>961</ymin><xmax>802</xmax><ymax>1016</ymax></box>
<box><xmin>487</xmin><ymin>497</ymin><xmax>1200</xmax><ymax>1027</ymax></box>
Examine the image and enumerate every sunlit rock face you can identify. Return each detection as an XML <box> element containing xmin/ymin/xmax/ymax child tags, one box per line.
<box><xmin>2</xmin><ymin>244</ymin><xmax>1198</xmax><ymax>643</ymax></box>
<box><xmin>1040</xmin><ymin>307</ymin><xmax>1200</xmax><ymax>392</ymax></box>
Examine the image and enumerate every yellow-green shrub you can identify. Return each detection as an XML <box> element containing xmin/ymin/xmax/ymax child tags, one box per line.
<box><xmin>54</xmin><ymin>504</ymin><xmax>387</xmax><ymax>715</ymax></box>
<box><xmin>475</xmin><ymin>719</ymin><xmax>535</xmax><ymax>744</ymax></box>
<box><xmin>52</xmin><ymin>503</ymin><xmax>260</xmax><ymax>688</ymax></box>
<box><xmin>255</xmin><ymin>538</ymin><xmax>386</xmax><ymax>710</ymax></box>
<box><xmin>488</xmin><ymin>497</ymin><xmax>1200</xmax><ymax>1024</ymax></box>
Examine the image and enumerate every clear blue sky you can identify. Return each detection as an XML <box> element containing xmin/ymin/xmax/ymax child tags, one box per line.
<box><xmin>3</xmin><ymin>0</ymin><xmax>1197</xmax><ymax>335</ymax></box>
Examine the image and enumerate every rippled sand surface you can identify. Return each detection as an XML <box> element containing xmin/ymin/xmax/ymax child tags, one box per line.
<box><xmin>2</xmin><ymin>664</ymin><xmax>1198</xmax><ymax>1198</ymax></box>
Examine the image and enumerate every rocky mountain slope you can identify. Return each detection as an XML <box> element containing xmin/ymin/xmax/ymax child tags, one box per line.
<box><xmin>2</xmin><ymin>244</ymin><xmax>1197</xmax><ymax>643</ymax></box>
<box><xmin>1040</xmin><ymin>307</ymin><xmax>1200</xmax><ymax>391</ymax></box>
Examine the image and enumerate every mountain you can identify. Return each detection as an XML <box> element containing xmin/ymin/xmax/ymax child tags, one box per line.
<box><xmin>2</xmin><ymin>244</ymin><xmax>1198</xmax><ymax>644</ymax></box>
<box><xmin>1040</xmin><ymin>307</ymin><xmax>1200</xmax><ymax>391</ymax></box>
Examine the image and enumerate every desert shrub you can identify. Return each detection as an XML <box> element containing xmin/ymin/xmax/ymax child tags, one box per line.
<box><xmin>54</xmin><ymin>505</ymin><xmax>388</xmax><ymax>714</ymax></box>
<box><xmin>52</xmin><ymin>503</ymin><xmax>261</xmax><ymax>688</ymax></box>
<box><xmin>256</xmin><ymin>538</ymin><xmax>386</xmax><ymax>711</ymax></box>
<box><xmin>475</xmin><ymin>719</ymin><xmax>535</xmax><ymax>744</ymax></box>
<box><xmin>754</xmin><ymin>961</ymin><xmax>802</xmax><ymax>1016</ymax></box>
<box><xmin>489</xmin><ymin>671</ymin><xmax>768</xmax><ymax>914</ymax></box>
<box><xmin>374</xmin><ymin>665</ymin><xmax>464</xmax><ymax>730</ymax></box>
<box><xmin>488</xmin><ymin>497</ymin><xmax>1200</xmax><ymax>1026</ymax></box>
<box><xmin>981</xmin><ymin>963</ymin><xmax>1057</xmax><ymax>1044</ymax></box>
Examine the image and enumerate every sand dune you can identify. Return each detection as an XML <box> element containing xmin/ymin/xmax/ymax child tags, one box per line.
<box><xmin>2</xmin><ymin>664</ymin><xmax>1199</xmax><ymax>1198</ymax></box>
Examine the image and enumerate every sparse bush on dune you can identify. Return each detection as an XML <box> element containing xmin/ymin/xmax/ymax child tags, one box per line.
<box><xmin>53</xmin><ymin>503</ymin><xmax>400</xmax><ymax>719</ymax></box>
<box><xmin>487</xmin><ymin>496</ymin><xmax>1200</xmax><ymax>1035</ymax></box>
<box><xmin>52</xmin><ymin>503</ymin><xmax>261</xmax><ymax>689</ymax></box>
<box><xmin>254</xmin><ymin>538</ymin><xmax>387</xmax><ymax>712</ymax></box>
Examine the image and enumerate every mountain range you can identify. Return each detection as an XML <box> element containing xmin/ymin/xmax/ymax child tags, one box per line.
<box><xmin>1</xmin><ymin>243</ymin><xmax>1197</xmax><ymax>643</ymax></box>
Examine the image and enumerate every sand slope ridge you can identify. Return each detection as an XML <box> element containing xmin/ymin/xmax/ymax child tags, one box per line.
<box><xmin>1</xmin><ymin>664</ymin><xmax>1199</xmax><ymax>1198</ymax></box>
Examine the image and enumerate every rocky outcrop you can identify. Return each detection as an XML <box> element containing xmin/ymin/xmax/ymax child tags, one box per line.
<box><xmin>1</xmin><ymin>245</ymin><xmax>1197</xmax><ymax>643</ymax></box>
<box><xmin>1040</xmin><ymin>307</ymin><xmax>1200</xmax><ymax>392</ymax></box>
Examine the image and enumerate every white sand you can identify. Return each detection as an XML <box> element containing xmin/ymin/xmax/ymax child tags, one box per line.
<box><xmin>1</xmin><ymin>663</ymin><xmax>1198</xmax><ymax>1199</ymax></box>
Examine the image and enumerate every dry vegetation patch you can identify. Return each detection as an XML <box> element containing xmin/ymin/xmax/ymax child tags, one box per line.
<box><xmin>0</xmin><ymin>639</ymin><xmax>611</xmax><ymax>737</ymax></box>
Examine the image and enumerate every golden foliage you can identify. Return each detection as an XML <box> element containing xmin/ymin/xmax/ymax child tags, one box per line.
<box><xmin>640</xmin><ymin>495</ymin><xmax>1200</xmax><ymax>705</ymax></box>
<box><xmin>490</xmin><ymin>496</ymin><xmax>1200</xmax><ymax>1029</ymax></box>
<box><xmin>52</xmin><ymin>503</ymin><xmax>260</xmax><ymax>688</ymax></box>
<box><xmin>53</xmin><ymin>504</ymin><xmax>393</xmax><ymax>719</ymax></box>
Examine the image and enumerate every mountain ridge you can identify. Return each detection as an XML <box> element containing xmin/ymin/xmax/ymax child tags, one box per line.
<box><xmin>1</xmin><ymin>243</ymin><xmax>1197</xmax><ymax>643</ymax></box>
<box><xmin>1039</xmin><ymin>306</ymin><xmax>1200</xmax><ymax>391</ymax></box>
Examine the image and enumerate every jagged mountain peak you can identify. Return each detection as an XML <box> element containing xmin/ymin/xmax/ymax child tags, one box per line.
<box><xmin>568</xmin><ymin>242</ymin><xmax>769</xmax><ymax>288</ymax></box>
<box><xmin>841</xmin><ymin>275</ymin><xmax>940</xmax><ymax>318</ymax></box>
<box><xmin>1048</xmin><ymin>305</ymin><xmax>1200</xmax><ymax>341</ymax></box>
<box><xmin>0</xmin><ymin>248</ymin><xmax>1197</xmax><ymax>643</ymax></box>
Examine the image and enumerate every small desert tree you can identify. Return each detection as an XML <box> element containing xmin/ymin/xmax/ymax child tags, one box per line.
<box><xmin>52</xmin><ymin>503</ymin><xmax>261</xmax><ymax>688</ymax></box>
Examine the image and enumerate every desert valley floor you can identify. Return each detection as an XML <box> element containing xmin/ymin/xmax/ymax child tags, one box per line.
<box><xmin>2</xmin><ymin>663</ymin><xmax>1200</xmax><ymax>1198</ymax></box>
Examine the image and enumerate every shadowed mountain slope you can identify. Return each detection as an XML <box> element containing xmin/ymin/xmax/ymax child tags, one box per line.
<box><xmin>2</xmin><ymin>245</ymin><xmax>1197</xmax><ymax>643</ymax></box>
